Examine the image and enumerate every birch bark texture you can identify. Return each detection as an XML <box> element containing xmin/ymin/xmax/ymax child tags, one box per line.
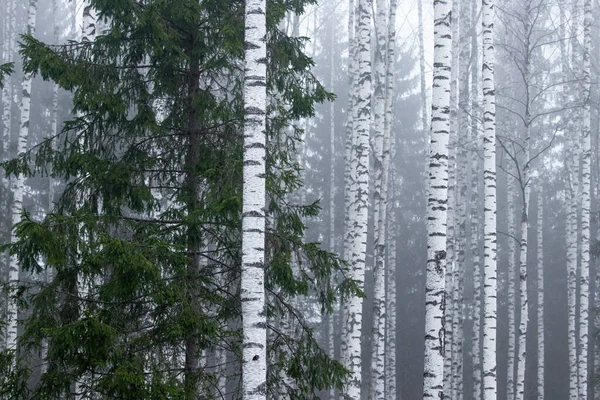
<box><xmin>370</xmin><ymin>0</ymin><xmax>389</xmax><ymax>395</ymax></box>
<box><xmin>470</xmin><ymin>0</ymin><xmax>483</xmax><ymax>396</ymax></box>
<box><xmin>443</xmin><ymin>0</ymin><xmax>460</xmax><ymax>393</ymax></box>
<box><xmin>506</xmin><ymin>169</ymin><xmax>517</xmax><ymax>400</ymax></box>
<box><xmin>342</xmin><ymin>0</ymin><xmax>371</xmax><ymax>397</ymax></box>
<box><xmin>384</xmin><ymin>0</ymin><xmax>398</xmax><ymax>397</ymax></box>
<box><xmin>482</xmin><ymin>0</ymin><xmax>498</xmax><ymax>397</ymax></box>
<box><xmin>423</xmin><ymin>0</ymin><xmax>452</xmax><ymax>397</ymax></box>
<box><xmin>7</xmin><ymin>0</ymin><xmax>38</xmax><ymax>353</ymax></box>
<box><xmin>241</xmin><ymin>0</ymin><xmax>268</xmax><ymax>397</ymax></box>
<box><xmin>537</xmin><ymin>193</ymin><xmax>544</xmax><ymax>400</ymax></box>
<box><xmin>578</xmin><ymin>0</ymin><xmax>592</xmax><ymax>396</ymax></box>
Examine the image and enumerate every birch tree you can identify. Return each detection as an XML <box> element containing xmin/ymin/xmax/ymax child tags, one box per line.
<box><xmin>241</xmin><ymin>0</ymin><xmax>268</xmax><ymax>397</ymax></box>
<box><xmin>482</xmin><ymin>0</ymin><xmax>498</xmax><ymax>398</ymax></box>
<box><xmin>370</xmin><ymin>0</ymin><xmax>389</xmax><ymax>394</ymax></box>
<box><xmin>7</xmin><ymin>0</ymin><xmax>38</xmax><ymax>354</ymax></box>
<box><xmin>384</xmin><ymin>0</ymin><xmax>398</xmax><ymax>397</ymax></box>
<box><xmin>443</xmin><ymin>0</ymin><xmax>460</xmax><ymax>393</ymax></box>
<box><xmin>342</xmin><ymin>0</ymin><xmax>371</xmax><ymax>396</ymax></box>
<box><xmin>470</xmin><ymin>0</ymin><xmax>483</xmax><ymax>396</ymax></box>
<box><xmin>578</xmin><ymin>0</ymin><xmax>592</xmax><ymax>396</ymax></box>
<box><xmin>423</xmin><ymin>0</ymin><xmax>452</xmax><ymax>397</ymax></box>
<box><xmin>537</xmin><ymin>192</ymin><xmax>544</xmax><ymax>399</ymax></box>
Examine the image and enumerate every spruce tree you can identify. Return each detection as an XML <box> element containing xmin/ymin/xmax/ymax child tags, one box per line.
<box><xmin>0</xmin><ymin>0</ymin><xmax>357</xmax><ymax>398</ymax></box>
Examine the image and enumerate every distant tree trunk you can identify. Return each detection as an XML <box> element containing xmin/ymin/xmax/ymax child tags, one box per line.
<box><xmin>370</xmin><ymin>0</ymin><xmax>388</xmax><ymax>395</ymax></box>
<box><xmin>452</xmin><ymin>4</ymin><xmax>471</xmax><ymax>398</ymax></box>
<box><xmin>327</xmin><ymin>9</ymin><xmax>337</xmax><ymax>400</ymax></box>
<box><xmin>41</xmin><ymin>0</ymin><xmax>61</xmax><ymax>374</ymax></box>
<box><xmin>561</xmin><ymin>4</ymin><xmax>579</xmax><ymax>397</ymax></box>
<box><xmin>537</xmin><ymin>192</ymin><xmax>544</xmax><ymax>399</ymax></box>
<box><xmin>578</xmin><ymin>0</ymin><xmax>592</xmax><ymax>397</ymax></box>
<box><xmin>340</xmin><ymin>0</ymin><xmax>355</xmax><ymax>385</ymax></box>
<box><xmin>423</xmin><ymin>0</ymin><xmax>452</xmax><ymax>397</ymax></box>
<box><xmin>470</xmin><ymin>0</ymin><xmax>483</xmax><ymax>396</ymax></box>
<box><xmin>417</xmin><ymin>0</ymin><xmax>428</xmax><ymax>134</ymax></box>
<box><xmin>341</xmin><ymin>0</ymin><xmax>371</xmax><ymax>397</ymax></box>
<box><xmin>7</xmin><ymin>0</ymin><xmax>38</xmax><ymax>355</ymax></box>
<box><xmin>482</xmin><ymin>0</ymin><xmax>498</xmax><ymax>397</ymax></box>
<box><xmin>384</xmin><ymin>0</ymin><xmax>398</xmax><ymax>397</ymax></box>
<box><xmin>343</xmin><ymin>0</ymin><xmax>355</xmax><ymax>270</ymax></box>
<box><xmin>1</xmin><ymin>0</ymin><xmax>15</xmax><ymax>354</ymax></box>
<box><xmin>241</xmin><ymin>0</ymin><xmax>268</xmax><ymax>397</ymax></box>
<box><xmin>444</xmin><ymin>0</ymin><xmax>460</xmax><ymax>394</ymax></box>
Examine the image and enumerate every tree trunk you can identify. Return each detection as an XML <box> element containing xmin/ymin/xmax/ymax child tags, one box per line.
<box><xmin>340</xmin><ymin>0</ymin><xmax>355</xmax><ymax>384</ymax></box>
<box><xmin>423</xmin><ymin>0</ymin><xmax>452</xmax><ymax>397</ymax></box>
<box><xmin>384</xmin><ymin>0</ymin><xmax>398</xmax><ymax>397</ymax></box>
<box><xmin>506</xmin><ymin>168</ymin><xmax>517</xmax><ymax>400</ymax></box>
<box><xmin>370</xmin><ymin>0</ymin><xmax>388</xmax><ymax>395</ymax></box>
<box><xmin>579</xmin><ymin>0</ymin><xmax>592</xmax><ymax>397</ymax></box>
<box><xmin>241</xmin><ymin>0</ymin><xmax>268</xmax><ymax>397</ymax></box>
<box><xmin>417</xmin><ymin>0</ymin><xmax>428</xmax><ymax>134</ymax></box>
<box><xmin>7</xmin><ymin>0</ymin><xmax>38</xmax><ymax>355</ymax></box>
<box><xmin>470</xmin><ymin>0</ymin><xmax>483</xmax><ymax>396</ymax></box>
<box><xmin>327</xmin><ymin>9</ymin><xmax>337</xmax><ymax>400</ymax></box>
<box><xmin>341</xmin><ymin>0</ymin><xmax>371</xmax><ymax>397</ymax></box>
<box><xmin>444</xmin><ymin>1</ymin><xmax>460</xmax><ymax>393</ymax></box>
<box><xmin>537</xmin><ymin>193</ymin><xmax>544</xmax><ymax>399</ymax></box>
<box><xmin>482</xmin><ymin>0</ymin><xmax>498</xmax><ymax>397</ymax></box>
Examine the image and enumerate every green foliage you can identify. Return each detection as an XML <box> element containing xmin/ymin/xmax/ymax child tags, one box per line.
<box><xmin>0</xmin><ymin>62</ymin><xmax>14</xmax><ymax>89</ymax></box>
<box><xmin>2</xmin><ymin>0</ymin><xmax>359</xmax><ymax>398</ymax></box>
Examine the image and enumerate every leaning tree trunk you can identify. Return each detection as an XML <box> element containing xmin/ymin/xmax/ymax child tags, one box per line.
<box><xmin>241</xmin><ymin>0</ymin><xmax>268</xmax><ymax>398</ymax></box>
<box><xmin>384</xmin><ymin>0</ymin><xmax>398</xmax><ymax>397</ymax></box>
<box><xmin>369</xmin><ymin>0</ymin><xmax>388</xmax><ymax>395</ymax></box>
<box><xmin>341</xmin><ymin>0</ymin><xmax>371</xmax><ymax>397</ymax></box>
<box><xmin>423</xmin><ymin>0</ymin><xmax>452</xmax><ymax>397</ymax></box>
<box><xmin>578</xmin><ymin>0</ymin><xmax>592</xmax><ymax>397</ymax></box>
<box><xmin>482</xmin><ymin>0</ymin><xmax>498</xmax><ymax>397</ymax></box>
<box><xmin>7</xmin><ymin>0</ymin><xmax>38</xmax><ymax>355</ymax></box>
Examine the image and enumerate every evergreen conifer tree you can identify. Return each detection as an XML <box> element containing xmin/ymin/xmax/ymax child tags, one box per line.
<box><xmin>0</xmin><ymin>0</ymin><xmax>357</xmax><ymax>398</ymax></box>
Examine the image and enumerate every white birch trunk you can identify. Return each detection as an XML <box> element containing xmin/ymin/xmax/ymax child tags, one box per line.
<box><xmin>444</xmin><ymin>1</ymin><xmax>459</xmax><ymax>392</ymax></box>
<box><xmin>482</xmin><ymin>0</ymin><xmax>498</xmax><ymax>397</ymax></box>
<box><xmin>578</xmin><ymin>0</ymin><xmax>592</xmax><ymax>397</ymax></box>
<box><xmin>369</xmin><ymin>0</ymin><xmax>388</xmax><ymax>395</ymax></box>
<box><xmin>470</xmin><ymin>0</ymin><xmax>483</xmax><ymax>396</ymax></box>
<box><xmin>1</xmin><ymin>0</ymin><xmax>15</xmax><ymax>354</ymax></box>
<box><xmin>506</xmin><ymin>170</ymin><xmax>517</xmax><ymax>400</ymax></box>
<box><xmin>384</xmin><ymin>0</ymin><xmax>398</xmax><ymax>397</ymax></box>
<box><xmin>7</xmin><ymin>0</ymin><xmax>38</xmax><ymax>354</ymax></box>
<box><xmin>537</xmin><ymin>193</ymin><xmax>544</xmax><ymax>399</ymax></box>
<box><xmin>516</xmin><ymin>177</ymin><xmax>529</xmax><ymax>400</ymax></box>
<box><xmin>341</xmin><ymin>0</ymin><xmax>371</xmax><ymax>397</ymax></box>
<box><xmin>343</xmin><ymin>0</ymin><xmax>355</xmax><ymax>268</ymax></box>
<box><xmin>340</xmin><ymin>0</ymin><xmax>355</xmax><ymax>380</ymax></box>
<box><xmin>424</xmin><ymin>0</ymin><xmax>452</xmax><ymax>397</ymax></box>
<box><xmin>559</xmin><ymin>6</ymin><xmax>579</xmax><ymax>398</ymax></box>
<box><xmin>241</xmin><ymin>0</ymin><xmax>268</xmax><ymax>397</ymax></box>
